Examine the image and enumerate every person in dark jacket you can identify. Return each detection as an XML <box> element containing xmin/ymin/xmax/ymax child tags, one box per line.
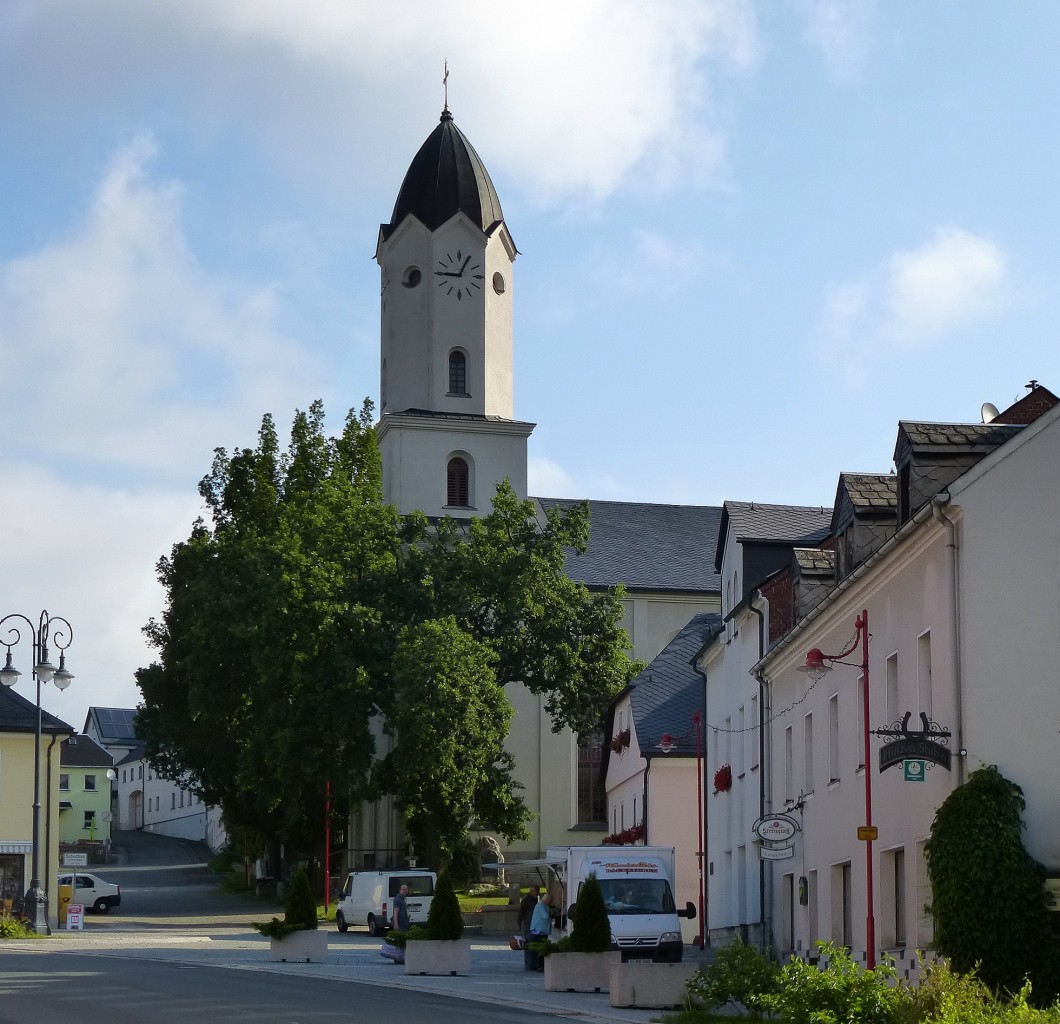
<box><xmin>516</xmin><ymin>885</ymin><xmax>540</xmax><ymax>970</ymax></box>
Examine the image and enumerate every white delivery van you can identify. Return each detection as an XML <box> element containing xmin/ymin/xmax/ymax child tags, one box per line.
<box><xmin>546</xmin><ymin>846</ymin><xmax>695</xmax><ymax>963</ymax></box>
<box><xmin>335</xmin><ymin>870</ymin><xmax>436</xmax><ymax>935</ymax></box>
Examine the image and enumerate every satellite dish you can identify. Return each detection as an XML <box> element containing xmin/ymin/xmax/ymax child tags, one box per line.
<box><xmin>981</xmin><ymin>402</ymin><xmax>1000</xmax><ymax>424</ymax></box>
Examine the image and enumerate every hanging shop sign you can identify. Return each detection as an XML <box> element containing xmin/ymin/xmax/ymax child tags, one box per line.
<box><xmin>752</xmin><ymin>814</ymin><xmax>800</xmax><ymax>844</ymax></box>
<box><xmin>904</xmin><ymin>759</ymin><xmax>926</xmax><ymax>782</ymax></box>
<box><xmin>877</xmin><ymin>711</ymin><xmax>952</xmax><ymax>772</ymax></box>
<box><xmin>760</xmin><ymin>845</ymin><xmax>795</xmax><ymax>861</ymax></box>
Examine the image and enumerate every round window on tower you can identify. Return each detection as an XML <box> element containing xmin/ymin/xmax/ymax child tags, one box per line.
<box><xmin>402</xmin><ymin>266</ymin><xmax>422</xmax><ymax>289</ymax></box>
<box><xmin>492</xmin><ymin>272</ymin><xmax>506</xmax><ymax>294</ymax></box>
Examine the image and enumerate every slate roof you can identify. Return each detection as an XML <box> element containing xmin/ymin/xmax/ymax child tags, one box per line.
<box><xmin>714</xmin><ymin>501</ymin><xmax>832</xmax><ymax>571</ymax></box>
<box><xmin>61</xmin><ymin>734</ymin><xmax>114</xmax><ymax>767</ymax></box>
<box><xmin>534</xmin><ymin>498</ymin><xmax>723</xmax><ymax>593</ymax></box>
<box><xmin>381</xmin><ymin>110</ymin><xmax>506</xmax><ymax>242</ymax></box>
<box><xmin>628</xmin><ymin>613</ymin><xmax>722</xmax><ymax>756</ymax></box>
<box><xmin>115</xmin><ymin>742</ymin><xmax>147</xmax><ymax>768</ymax></box>
<box><xmin>793</xmin><ymin>548</ymin><xmax>836</xmax><ymax>574</ymax></box>
<box><xmin>0</xmin><ymin>684</ymin><xmax>74</xmax><ymax>736</ymax></box>
<box><xmin>839</xmin><ymin>473</ymin><xmax>897</xmax><ymax>510</ymax></box>
<box><xmin>894</xmin><ymin>421</ymin><xmax>1024</xmax><ymax>461</ymax></box>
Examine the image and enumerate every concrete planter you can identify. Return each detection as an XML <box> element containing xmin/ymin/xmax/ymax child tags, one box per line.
<box><xmin>544</xmin><ymin>951</ymin><xmax>621</xmax><ymax>993</ymax></box>
<box><xmin>269</xmin><ymin>928</ymin><xmax>329</xmax><ymax>963</ymax></box>
<box><xmin>609</xmin><ymin>961</ymin><xmax>698</xmax><ymax>1009</ymax></box>
<box><xmin>404</xmin><ymin>938</ymin><xmax>472</xmax><ymax>975</ymax></box>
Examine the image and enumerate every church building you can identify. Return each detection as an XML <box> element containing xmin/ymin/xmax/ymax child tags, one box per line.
<box><xmin>347</xmin><ymin>103</ymin><xmax>721</xmax><ymax>867</ymax></box>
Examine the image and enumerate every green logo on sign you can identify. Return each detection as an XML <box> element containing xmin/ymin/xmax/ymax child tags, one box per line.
<box><xmin>904</xmin><ymin>759</ymin><xmax>925</xmax><ymax>782</ymax></box>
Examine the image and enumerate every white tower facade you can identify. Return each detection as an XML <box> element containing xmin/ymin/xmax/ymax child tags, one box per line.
<box><xmin>375</xmin><ymin>109</ymin><xmax>534</xmax><ymax>517</ymax></box>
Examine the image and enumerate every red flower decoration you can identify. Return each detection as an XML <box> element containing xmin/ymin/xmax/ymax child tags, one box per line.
<box><xmin>713</xmin><ymin>764</ymin><xmax>733</xmax><ymax>793</ymax></box>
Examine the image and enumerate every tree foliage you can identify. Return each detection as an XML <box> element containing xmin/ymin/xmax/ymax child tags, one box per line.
<box><xmin>136</xmin><ymin>400</ymin><xmax>639</xmax><ymax>863</ymax></box>
<box><xmin>925</xmin><ymin>765</ymin><xmax>1057</xmax><ymax>1000</ymax></box>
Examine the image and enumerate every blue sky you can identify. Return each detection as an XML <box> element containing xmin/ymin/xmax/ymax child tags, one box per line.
<box><xmin>3</xmin><ymin>0</ymin><xmax>1059</xmax><ymax>726</ymax></box>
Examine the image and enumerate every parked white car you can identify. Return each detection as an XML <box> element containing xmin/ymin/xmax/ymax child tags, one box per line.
<box><xmin>58</xmin><ymin>872</ymin><xmax>122</xmax><ymax>913</ymax></box>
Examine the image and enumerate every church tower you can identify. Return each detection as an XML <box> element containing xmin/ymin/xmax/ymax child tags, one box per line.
<box><xmin>375</xmin><ymin>107</ymin><xmax>534</xmax><ymax>517</ymax></box>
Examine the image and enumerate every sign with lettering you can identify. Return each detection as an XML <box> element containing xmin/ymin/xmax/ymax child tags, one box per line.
<box><xmin>877</xmin><ymin>712</ymin><xmax>952</xmax><ymax>772</ymax></box>
<box><xmin>752</xmin><ymin>814</ymin><xmax>800</xmax><ymax>844</ymax></box>
<box><xmin>904</xmin><ymin>759</ymin><xmax>926</xmax><ymax>782</ymax></box>
<box><xmin>66</xmin><ymin>904</ymin><xmax>84</xmax><ymax>930</ymax></box>
<box><xmin>62</xmin><ymin>852</ymin><xmax>88</xmax><ymax>867</ymax></box>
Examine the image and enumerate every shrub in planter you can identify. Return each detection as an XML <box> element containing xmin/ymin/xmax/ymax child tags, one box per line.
<box><xmin>687</xmin><ymin>937</ymin><xmax>780</xmax><ymax>1018</ymax></box>
<box><xmin>425</xmin><ymin>869</ymin><xmax>464</xmax><ymax>940</ymax></box>
<box><xmin>569</xmin><ymin>873</ymin><xmax>612</xmax><ymax>952</ymax></box>
<box><xmin>253</xmin><ymin>867</ymin><xmax>318</xmax><ymax>938</ymax></box>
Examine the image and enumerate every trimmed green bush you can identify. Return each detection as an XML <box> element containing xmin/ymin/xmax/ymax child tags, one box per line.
<box><xmin>284</xmin><ymin>868</ymin><xmax>318</xmax><ymax>930</ymax></box>
<box><xmin>253</xmin><ymin>866</ymin><xmax>318</xmax><ymax>938</ymax></box>
<box><xmin>569</xmin><ymin>872</ymin><xmax>613</xmax><ymax>952</ymax></box>
<box><xmin>425</xmin><ymin>868</ymin><xmax>464</xmax><ymax>940</ymax></box>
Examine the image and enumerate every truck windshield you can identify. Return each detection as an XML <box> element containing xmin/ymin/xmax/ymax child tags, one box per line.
<box><xmin>596</xmin><ymin>879</ymin><xmax>675</xmax><ymax>915</ymax></box>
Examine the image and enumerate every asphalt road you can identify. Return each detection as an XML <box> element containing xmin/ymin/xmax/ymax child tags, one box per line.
<box><xmin>0</xmin><ymin>952</ymin><xmax>569</xmax><ymax>1024</ymax></box>
<box><xmin>84</xmin><ymin>829</ymin><xmax>279</xmax><ymax>928</ymax></box>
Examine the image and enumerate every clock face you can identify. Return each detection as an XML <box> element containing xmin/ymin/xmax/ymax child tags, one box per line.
<box><xmin>434</xmin><ymin>249</ymin><xmax>484</xmax><ymax>301</ymax></box>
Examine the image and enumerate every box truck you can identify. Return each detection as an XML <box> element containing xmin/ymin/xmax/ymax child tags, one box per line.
<box><xmin>545</xmin><ymin>846</ymin><xmax>695</xmax><ymax>963</ymax></box>
<box><xmin>335</xmin><ymin>869</ymin><xmax>436</xmax><ymax>935</ymax></box>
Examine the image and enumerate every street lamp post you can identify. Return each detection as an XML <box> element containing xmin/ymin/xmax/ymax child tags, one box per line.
<box><xmin>0</xmin><ymin>610</ymin><xmax>74</xmax><ymax>934</ymax></box>
<box><xmin>658</xmin><ymin>710</ymin><xmax>706</xmax><ymax>950</ymax></box>
<box><xmin>798</xmin><ymin>609</ymin><xmax>875</xmax><ymax>969</ymax></box>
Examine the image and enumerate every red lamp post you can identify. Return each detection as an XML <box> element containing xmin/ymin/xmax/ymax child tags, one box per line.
<box><xmin>798</xmin><ymin>609</ymin><xmax>876</xmax><ymax>969</ymax></box>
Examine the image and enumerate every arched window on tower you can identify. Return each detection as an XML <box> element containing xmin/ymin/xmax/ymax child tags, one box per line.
<box><xmin>447</xmin><ymin>457</ymin><xmax>470</xmax><ymax>507</ymax></box>
<box><xmin>448</xmin><ymin>350</ymin><xmax>467</xmax><ymax>395</ymax></box>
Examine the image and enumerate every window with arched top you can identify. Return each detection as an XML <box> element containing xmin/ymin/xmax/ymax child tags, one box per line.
<box><xmin>447</xmin><ymin>457</ymin><xmax>470</xmax><ymax>507</ymax></box>
<box><xmin>448</xmin><ymin>350</ymin><xmax>467</xmax><ymax>394</ymax></box>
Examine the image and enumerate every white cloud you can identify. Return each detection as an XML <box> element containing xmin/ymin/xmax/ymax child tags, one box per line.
<box><xmin>817</xmin><ymin>226</ymin><xmax>1007</xmax><ymax>353</ymax></box>
<box><xmin>795</xmin><ymin>0</ymin><xmax>877</xmax><ymax>81</ymax></box>
<box><xmin>588</xmin><ymin>229</ymin><xmax>711</xmax><ymax>298</ymax></box>
<box><xmin>2</xmin><ymin>0</ymin><xmax>761</xmax><ymax>206</ymax></box>
<box><xmin>0</xmin><ymin>133</ymin><xmax>328</xmax><ymax>479</ymax></box>
<box><xmin>528</xmin><ymin>456</ymin><xmax>581</xmax><ymax>499</ymax></box>
<box><xmin>885</xmin><ymin>227</ymin><xmax>1007</xmax><ymax>340</ymax></box>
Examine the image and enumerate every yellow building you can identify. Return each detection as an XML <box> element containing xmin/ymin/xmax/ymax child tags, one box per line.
<box><xmin>0</xmin><ymin>683</ymin><xmax>75</xmax><ymax>927</ymax></box>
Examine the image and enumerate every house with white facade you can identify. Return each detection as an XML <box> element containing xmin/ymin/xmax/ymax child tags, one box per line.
<box><xmin>753</xmin><ymin>383</ymin><xmax>1060</xmax><ymax>971</ymax></box>
<box><xmin>698</xmin><ymin>502</ymin><xmax>832</xmax><ymax>950</ymax></box>
<box><xmin>115</xmin><ymin>742</ymin><xmax>226</xmax><ymax>851</ymax></box>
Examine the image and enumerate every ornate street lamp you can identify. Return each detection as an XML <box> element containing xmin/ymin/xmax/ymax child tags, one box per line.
<box><xmin>1</xmin><ymin>610</ymin><xmax>74</xmax><ymax>934</ymax></box>
<box><xmin>797</xmin><ymin>609</ymin><xmax>875</xmax><ymax>968</ymax></box>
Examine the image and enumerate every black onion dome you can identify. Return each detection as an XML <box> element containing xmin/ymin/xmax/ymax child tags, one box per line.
<box><xmin>382</xmin><ymin>110</ymin><xmax>505</xmax><ymax>240</ymax></box>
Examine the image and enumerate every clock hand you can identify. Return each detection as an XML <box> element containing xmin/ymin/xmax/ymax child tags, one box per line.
<box><xmin>435</xmin><ymin>270</ymin><xmax>462</xmax><ymax>277</ymax></box>
<box><xmin>458</xmin><ymin>255</ymin><xmax>471</xmax><ymax>275</ymax></box>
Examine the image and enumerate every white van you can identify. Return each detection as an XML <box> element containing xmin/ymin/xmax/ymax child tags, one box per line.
<box><xmin>335</xmin><ymin>870</ymin><xmax>436</xmax><ymax>935</ymax></box>
<box><xmin>546</xmin><ymin>846</ymin><xmax>695</xmax><ymax>962</ymax></box>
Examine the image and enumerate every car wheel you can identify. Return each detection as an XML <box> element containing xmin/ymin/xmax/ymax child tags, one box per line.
<box><xmin>94</xmin><ymin>898</ymin><xmax>111</xmax><ymax>914</ymax></box>
<box><xmin>336</xmin><ymin>911</ymin><xmax>348</xmax><ymax>933</ymax></box>
<box><xmin>367</xmin><ymin>914</ymin><xmax>382</xmax><ymax>936</ymax></box>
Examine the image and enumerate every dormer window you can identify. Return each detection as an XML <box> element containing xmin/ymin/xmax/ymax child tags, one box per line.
<box><xmin>448</xmin><ymin>350</ymin><xmax>467</xmax><ymax>395</ymax></box>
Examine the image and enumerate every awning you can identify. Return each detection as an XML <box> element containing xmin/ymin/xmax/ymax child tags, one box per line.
<box><xmin>0</xmin><ymin>842</ymin><xmax>32</xmax><ymax>854</ymax></box>
<box><xmin>59</xmin><ymin>801</ymin><xmax>73</xmax><ymax>810</ymax></box>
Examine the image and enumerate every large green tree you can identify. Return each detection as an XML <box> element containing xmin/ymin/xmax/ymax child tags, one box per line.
<box><xmin>137</xmin><ymin>400</ymin><xmax>639</xmax><ymax>863</ymax></box>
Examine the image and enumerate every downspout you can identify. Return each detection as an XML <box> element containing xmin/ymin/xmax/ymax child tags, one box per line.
<box><xmin>642</xmin><ymin>756</ymin><xmax>651</xmax><ymax>845</ymax></box>
<box><xmin>931</xmin><ymin>491</ymin><xmax>965</xmax><ymax>786</ymax></box>
<box><xmin>45</xmin><ymin>732</ymin><xmax>61</xmax><ymax>928</ymax></box>
<box><xmin>691</xmin><ymin>662</ymin><xmax>708</xmax><ymax>946</ymax></box>
<box><xmin>748</xmin><ymin>590</ymin><xmax>771</xmax><ymax>954</ymax></box>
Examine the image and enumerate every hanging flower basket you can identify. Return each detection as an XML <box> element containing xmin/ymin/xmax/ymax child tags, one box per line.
<box><xmin>713</xmin><ymin>764</ymin><xmax>733</xmax><ymax>793</ymax></box>
<box><xmin>609</xmin><ymin>729</ymin><xmax>631</xmax><ymax>753</ymax></box>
